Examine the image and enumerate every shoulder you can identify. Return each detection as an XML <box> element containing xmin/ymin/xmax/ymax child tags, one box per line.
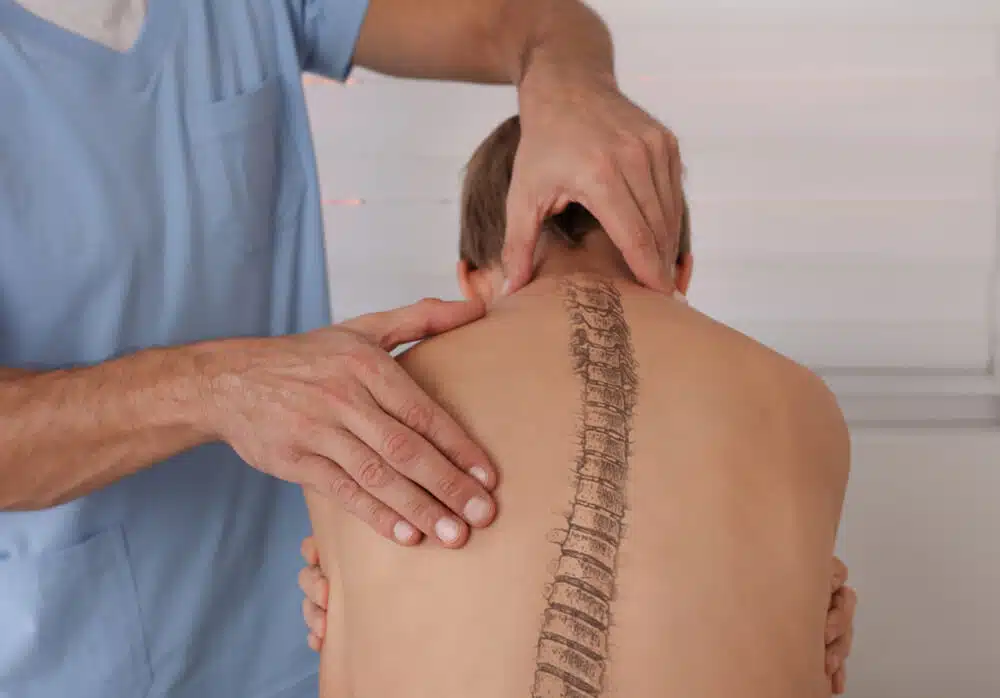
<box><xmin>771</xmin><ymin>358</ymin><xmax>852</xmax><ymax>493</ymax></box>
<box><xmin>394</xmin><ymin>320</ymin><xmax>492</xmax><ymax>397</ymax></box>
<box><xmin>692</xmin><ymin>310</ymin><xmax>851</xmax><ymax>484</ymax></box>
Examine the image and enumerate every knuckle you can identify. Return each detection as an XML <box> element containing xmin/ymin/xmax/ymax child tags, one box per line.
<box><xmin>357</xmin><ymin>457</ymin><xmax>393</xmax><ymax>489</ymax></box>
<box><xmin>382</xmin><ymin>430</ymin><xmax>417</xmax><ymax>466</ymax></box>
<box><xmin>341</xmin><ymin>345</ymin><xmax>383</xmax><ymax>381</ymax></box>
<box><xmin>278</xmin><ymin>448</ymin><xmax>310</xmax><ymax>479</ymax></box>
<box><xmin>620</xmin><ymin>136</ymin><xmax>649</xmax><ymax>164</ymax></box>
<box><xmin>657</xmin><ymin>128</ymin><xmax>680</xmax><ymax>153</ymax></box>
<box><xmin>409</xmin><ymin>498</ymin><xmax>435</xmax><ymax>527</ymax></box>
<box><xmin>436</xmin><ymin>474</ymin><xmax>463</xmax><ymax>501</ymax></box>
<box><xmin>366</xmin><ymin>501</ymin><xmax>390</xmax><ymax>531</ymax></box>
<box><xmin>401</xmin><ymin>402</ymin><xmax>435</xmax><ymax>435</ymax></box>
<box><xmin>331</xmin><ymin>475</ymin><xmax>361</xmax><ymax>503</ymax></box>
<box><xmin>319</xmin><ymin>380</ymin><xmax>355</xmax><ymax>413</ymax></box>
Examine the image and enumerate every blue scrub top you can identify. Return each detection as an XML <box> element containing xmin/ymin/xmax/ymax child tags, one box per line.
<box><xmin>0</xmin><ymin>1</ymin><xmax>369</xmax><ymax>696</ymax></box>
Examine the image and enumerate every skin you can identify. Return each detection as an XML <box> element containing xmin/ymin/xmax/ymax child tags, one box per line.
<box><xmin>301</xmin><ymin>237</ymin><xmax>857</xmax><ymax>694</ymax></box>
<box><xmin>299</xmin><ymin>497</ymin><xmax>858</xmax><ymax>693</ymax></box>
<box><xmin>1</xmin><ymin>0</ymin><xmax>683</xmax><ymax>545</ymax></box>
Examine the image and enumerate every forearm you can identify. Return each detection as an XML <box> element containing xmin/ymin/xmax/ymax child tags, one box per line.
<box><xmin>0</xmin><ymin>346</ymin><xmax>217</xmax><ymax>510</ymax></box>
<box><xmin>354</xmin><ymin>0</ymin><xmax>614</xmax><ymax>86</ymax></box>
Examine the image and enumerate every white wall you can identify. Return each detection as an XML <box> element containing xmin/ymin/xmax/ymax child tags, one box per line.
<box><xmin>307</xmin><ymin>0</ymin><xmax>1000</xmax><ymax>694</ymax></box>
<box><xmin>311</xmin><ymin>3</ymin><xmax>1000</xmax><ymax>377</ymax></box>
<box><xmin>843</xmin><ymin>432</ymin><xmax>1000</xmax><ymax>698</ymax></box>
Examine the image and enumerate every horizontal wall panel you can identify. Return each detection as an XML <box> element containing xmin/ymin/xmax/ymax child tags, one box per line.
<box><xmin>318</xmin><ymin>142</ymin><xmax>994</xmax><ymax>202</ymax></box>
<box><xmin>690</xmin><ymin>200</ymin><xmax>997</xmax><ymax>263</ymax></box>
<box><xmin>611</xmin><ymin>27</ymin><xmax>997</xmax><ymax>79</ymax></box>
<box><xmin>317</xmin><ymin>155</ymin><xmax>460</xmax><ymax>201</ymax></box>
<box><xmin>305</xmin><ymin>82</ymin><xmax>517</xmax><ymax>160</ymax></box>
<box><xmin>323</xmin><ymin>203</ymin><xmax>460</xmax><ymax>271</ymax></box>
<box><xmin>678</xmin><ymin>143</ymin><xmax>994</xmax><ymax>201</ymax></box>
<box><xmin>594</xmin><ymin>0</ymin><xmax>1000</xmax><ymax>25</ymax></box>
<box><xmin>837</xmin><ymin>394</ymin><xmax>1000</xmax><ymax>427</ymax></box>
<box><xmin>740</xmin><ymin>321</ymin><xmax>989</xmax><ymax>371</ymax></box>
<box><xmin>327</xmin><ymin>272</ymin><xmax>462</xmax><ymax>324</ymax></box>
<box><xmin>691</xmin><ymin>264</ymin><xmax>989</xmax><ymax>323</ymax></box>
<box><xmin>307</xmin><ymin>77</ymin><xmax>998</xmax><ymax>155</ymax></box>
<box><xmin>638</xmin><ymin>78</ymin><xmax>999</xmax><ymax>143</ymax></box>
<box><xmin>322</xmin><ymin>200</ymin><xmax>997</xmax><ymax>265</ymax></box>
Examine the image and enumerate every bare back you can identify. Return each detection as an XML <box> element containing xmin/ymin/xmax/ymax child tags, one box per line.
<box><xmin>308</xmin><ymin>274</ymin><xmax>849</xmax><ymax>698</ymax></box>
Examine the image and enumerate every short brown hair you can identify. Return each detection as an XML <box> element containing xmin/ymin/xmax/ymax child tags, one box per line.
<box><xmin>459</xmin><ymin>115</ymin><xmax>691</xmax><ymax>270</ymax></box>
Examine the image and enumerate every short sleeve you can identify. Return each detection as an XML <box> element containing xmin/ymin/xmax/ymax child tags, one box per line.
<box><xmin>292</xmin><ymin>0</ymin><xmax>371</xmax><ymax>81</ymax></box>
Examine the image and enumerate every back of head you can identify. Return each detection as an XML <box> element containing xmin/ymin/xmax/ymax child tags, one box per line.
<box><xmin>459</xmin><ymin>115</ymin><xmax>691</xmax><ymax>271</ymax></box>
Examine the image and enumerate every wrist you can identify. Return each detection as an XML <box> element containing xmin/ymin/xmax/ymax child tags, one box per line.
<box><xmin>518</xmin><ymin>57</ymin><xmax>616</xmax><ymax>112</ymax></box>
<box><xmin>145</xmin><ymin>341</ymin><xmax>236</xmax><ymax>443</ymax></box>
<box><xmin>513</xmin><ymin>1</ymin><xmax>616</xmax><ymax>93</ymax></box>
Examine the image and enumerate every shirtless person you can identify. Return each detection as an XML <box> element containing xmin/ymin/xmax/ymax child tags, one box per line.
<box><xmin>303</xmin><ymin>116</ymin><xmax>852</xmax><ymax>698</ymax></box>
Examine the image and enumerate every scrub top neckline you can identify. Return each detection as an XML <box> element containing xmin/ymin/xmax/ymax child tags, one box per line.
<box><xmin>0</xmin><ymin>0</ymin><xmax>181</xmax><ymax>90</ymax></box>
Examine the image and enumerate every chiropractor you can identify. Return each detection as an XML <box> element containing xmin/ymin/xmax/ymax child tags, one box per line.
<box><xmin>0</xmin><ymin>1</ymin><xmax>682</xmax><ymax>696</ymax></box>
<box><xmin>0</xmin><ymin>1</ymin><xmax>852</xmax><ymax>697</ymax></box>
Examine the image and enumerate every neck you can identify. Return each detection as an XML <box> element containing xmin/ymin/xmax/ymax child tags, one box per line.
<box><xmin>530</xmin><ymin>233</ymin><xmax>636</xmax><ymax>284</ymax></box>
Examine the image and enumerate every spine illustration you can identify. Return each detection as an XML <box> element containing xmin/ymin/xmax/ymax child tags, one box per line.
<box><xmin>532</xmin><ymin>279</ymin><xmax>638</xmax><ymax>698</ymax></box>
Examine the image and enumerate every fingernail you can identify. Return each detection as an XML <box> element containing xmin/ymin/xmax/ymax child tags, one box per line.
<box><xmin>435</xmin><ymin>517</ymin><xmax>461</xmax><ymax>544</ymax></box>
<box><xmin>502</xmin><ymin>279</ymin><xmax>511</xmax><ymax>296</ymax></box>
<box><xmin>470</xmin><ymin>465</ymin><xmax>490</xmax><ymax>487</ymax></box>
<box><xmin>463</xmin><ymin>496</ymin><xmax>492</xmax><ymax>526</ymax></box>
<box><xmin>393</xmin><ymin>520</ymin><xmax>417</xmax><ymax>543</ymax></box>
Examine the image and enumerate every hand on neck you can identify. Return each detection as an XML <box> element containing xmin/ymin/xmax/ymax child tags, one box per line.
<box><xmin>529</xmin><ymin>232</ymin><xmax>637</xmax><ymax>285</ymax></box>
<box><xmin>458</xmin><ymin>231</ymin><xmax>691</xmax><ymax>311</ymax></box>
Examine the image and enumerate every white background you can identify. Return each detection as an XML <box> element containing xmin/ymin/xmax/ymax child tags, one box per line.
<box><xmin>306</xmin><ymin>0</ymin><xmax>1000</xmax><ymax>694</ymax></box>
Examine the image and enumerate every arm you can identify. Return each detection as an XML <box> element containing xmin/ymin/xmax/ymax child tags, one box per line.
<box><xmin>352</xmin><ymin>0</ymin><xmax>684</xmax><ymax>294</ymax></box>
<box><xmin>0</xmin><ymin>350</ymin><xmax>211</xmax><ymax>510</ymax></box>
<box><xmin>353</xmin><ymin>0</ymin><xmax>612</xmax><ymax>86</ymax></box>
<box><xmin>0</xmin><ymin>301</ymin><xmax>495</xmax><ymax>547</ymax></box>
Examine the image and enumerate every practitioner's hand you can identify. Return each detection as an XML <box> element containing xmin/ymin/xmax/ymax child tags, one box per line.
<box><xmin>503</xmin><ymin>68</ymin><xmax>683</xmax><ymax>295</ymax></box>
<box><xmin>203</xmin><ymin>298</ymin><xmax>498</xmax><ymax>548</ymax></box>
<box><xmin>825</xmin><ymin>556</ymin><xmax>857</xmax><ymax>694</ymax></box>
<box><xmin>299</xmin><ymin>536</ymin><xmax>328</xmax><ymax>652</ymax></box>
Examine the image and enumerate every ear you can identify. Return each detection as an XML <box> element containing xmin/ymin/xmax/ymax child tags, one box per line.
<box><xmin>457</xmin><ymin>260</ymin><xmax>504</xmax><ymax>308</ymax></box>
<box><xmin>674</xmin><ymin>254</ymin><xmax>694</xmax><ymax>296</ymax></box>
<box><xmin>457</xmin><ymin>260</ymin><xmax>478</xmax><ymax>302</ymax></box>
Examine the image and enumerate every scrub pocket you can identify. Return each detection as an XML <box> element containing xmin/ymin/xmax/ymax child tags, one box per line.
<box><xmin>188</xmin><ymin>74</ymin><xmax>306</xmax><ymax>254</ymax></box>
<box><xmin>0</xmin><ymin>525</ymin><xmax>152</xmax><ymax>698</ymax></box>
